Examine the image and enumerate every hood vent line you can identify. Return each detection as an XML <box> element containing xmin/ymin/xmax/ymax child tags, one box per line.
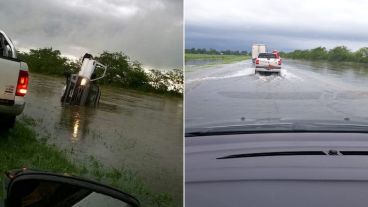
<box><xmin>217</xmin><ymin>151</ymin><xmax>326</xmax><ymax>159</ymax></box>
<box><xmin>217</xmin><ymin>150</ymin><xmax>368</xmax><ymax>159</ymax></box>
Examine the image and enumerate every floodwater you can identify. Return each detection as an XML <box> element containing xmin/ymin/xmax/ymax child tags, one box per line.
<box><xmin>23</xmin><ymin>73</ymin><xmax>183</xmax><ymax>204</ymax></box>
<box><xmin>185</xmin><ymin>59</ymin><xmax>223</xmax><ymax>66</ymax></box>
<box><xmin>185</xmin><ymin>59</ymin><xmax>224</xmax><ymax>72</ymax></box>
<box><xmin>186</xmin><ymin>59</ymin><xmax>368</xmax><ymax>128</ymax></box>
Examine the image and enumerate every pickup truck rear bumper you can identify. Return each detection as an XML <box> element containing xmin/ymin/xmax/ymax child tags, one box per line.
<box><xmin>256</xmin><ymin>65</ymin><xmax>281</xmax><ymax>69</ymax></box>
<box><xmin>0</xmin><ymin>98</ymin><xmax>25</xmax><ymax>116</ymax></box>
<box><xmin>255</xmin><ymin>66</ymin><xmax>281</xmax><ymax>73</ymax></box>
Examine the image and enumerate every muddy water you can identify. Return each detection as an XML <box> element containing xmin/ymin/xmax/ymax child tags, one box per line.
<box><xmin>23</xmin><ymin>73</ymin><xmax>183</xmax><ymax>204</ymax></box>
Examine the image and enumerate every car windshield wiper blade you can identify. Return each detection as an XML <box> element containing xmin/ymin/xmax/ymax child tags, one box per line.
<box><xmin>185</xmin><ymin>123</ymin><xmax>294</xmax><ymax>137</ymax></box>
<box><xmin>185</xmin><ymin>121</ymin><xmax>368</xmax><ymax>137</ymax></box>
<box><xmin>217</xmin><ymin>151</ymin><xmax>327</xmax><ymax>159</ymax></box>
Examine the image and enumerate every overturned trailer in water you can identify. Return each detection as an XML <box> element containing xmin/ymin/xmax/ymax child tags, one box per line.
<box><xmin>61</xmin><ymin>53</ymin><xmax>107</xmax><ymax>106</ymax></box>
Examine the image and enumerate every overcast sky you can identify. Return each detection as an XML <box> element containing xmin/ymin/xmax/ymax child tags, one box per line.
<box><xmin>185</xmin><ymin>0</ymin><xmax>368</xmax><ymax>52</ymax></box>
<box><xmin>0</xmin><ymin>0</ymin><xmax>182</xmax><ymax>70</ymax></box>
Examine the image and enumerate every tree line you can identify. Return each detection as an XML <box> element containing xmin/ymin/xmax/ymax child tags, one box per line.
<box><xmin>280</xmin><ymin>46</ymin><xmax>368</xmax><ymax>63</ymax></box>
<box><xmin>17</xmin><ymin>48</ymin><xmax>183</xmax><ymax>96</ymax></box>
<box><xmin>185</xmin><ymin>48</ymin><xmax>249</xmax><ymax>56</ymax></box>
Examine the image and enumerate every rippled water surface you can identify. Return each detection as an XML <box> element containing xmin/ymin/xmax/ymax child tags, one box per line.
<box><xmin>23</xmin><ymin>73</ymin><xmax>183</xmax><ymax>204</ymax></box>
<box><xmin>186</xmin><ymin>59</ymin><xmax>368</xmax><ymax>128</ymax></box>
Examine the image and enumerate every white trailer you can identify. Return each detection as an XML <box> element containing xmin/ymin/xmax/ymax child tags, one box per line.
<box><xmin>251</xmin><ymin>44</ymin><xmax>267</xmax><ymax>63</ymax></box>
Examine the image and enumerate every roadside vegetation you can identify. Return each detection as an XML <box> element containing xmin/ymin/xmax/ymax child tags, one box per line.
<box><xmin>281</xmin><ymin>46</ymin><xmax>368</xmax><ymax>63</ymax></box>
<box><xmin>17</xmin><ymin>48</ymin><xmax>183</xmax><ymax>96</ymax></box>
<box><xmin>185</xmin><ymin>48</ymin><xmax>250</xmax><ymax>66</ymax></box>
<box><xmin>185</xmin><ymin>53</ymin><xmax>248</xmax><ymax>64</ymax></box>
<box><xmin>185</xmin><ymin>48</ymin><xmax>249</xmax><ymax>56</ymax></box>
<box><xmin>0</xmin><ymin>117</ymin><xmax>175</xmax><ymax>207</ymax></box>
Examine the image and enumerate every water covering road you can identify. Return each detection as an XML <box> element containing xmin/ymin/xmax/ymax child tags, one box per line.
<box><xmin>22</xmin><ymin>74</ymin><xmax>183</xmax><ymax>204</ymax></box>
<box><xmin>186</xmin><ymin>59</ymin><xmax>368</xmax><ymax>128</ymax></box>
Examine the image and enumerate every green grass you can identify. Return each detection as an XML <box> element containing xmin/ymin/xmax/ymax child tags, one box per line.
<box><xmin>0</xmin><ymin>118</ymin><xmax>176</xmax><ymax>207</ymax></box>
<box><xmin>185</xmin><ymin>53</ymin><xmax>249</xmax><ymax>64</ymax></box>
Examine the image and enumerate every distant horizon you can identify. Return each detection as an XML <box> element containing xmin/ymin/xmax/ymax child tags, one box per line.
<box><xmin>185</xmin><ymin>45</ymin><xmax>368</xmax><ymax>53</ymax></box>
<box><xmin>186</xmin><ymin>0</ymin><xmax>368</xmax><ymax>54</ymax></box>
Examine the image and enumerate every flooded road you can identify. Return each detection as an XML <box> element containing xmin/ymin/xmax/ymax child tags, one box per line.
<box><xmin>185</xmin><ymin>59</ymin><xmax>225</xmax><ymax>72</ymax></box>
<box><xmin>23</xmin><ymin>74</ymin><xmax>183</xmax><ymax>204</ymax></box>
<box><xmin>185</xmin><ymin>59</ymin><xmax>223</xmax><ymax>66</ymax></box>
<box><xmin>186</xmin><ymin>59</ymin><xmax>368</xmax><ymax>128</ymax></box>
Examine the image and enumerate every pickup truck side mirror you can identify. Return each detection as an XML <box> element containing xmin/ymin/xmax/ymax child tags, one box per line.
<box><xmin>4</xmin><ymin>169</ymin><xmax>140</xmax><ymax>207</ymax></box>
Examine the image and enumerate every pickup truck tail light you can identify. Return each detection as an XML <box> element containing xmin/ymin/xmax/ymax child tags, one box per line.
<box><xmin>255</xmin><ymin>59</ymin><xmax>259</xmax><ymax>64</ymax></box>
<box><xmin>278</xmin><ymin>59</ymin><xmax>282</xmax><ymax>65</ymax></box>
<box><xmin>16</xmin><ymin>70</ymin><xmax>29</xmax><ymax>96</ymax></box>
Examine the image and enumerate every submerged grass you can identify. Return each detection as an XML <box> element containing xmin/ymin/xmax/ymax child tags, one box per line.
<box><xmin>185</xmin><ymin>53</ymin><xmax>250</xmax><ymax>72</ymax></box>
<box><xmin>0</xmin><ymin>119</ymin><xmax>176</xmax><ymax>207</ymax></box>
<box><xmin>185</xmin><ymin>53</ymin><xmax>249</xmax><ymax>63</ymax></box>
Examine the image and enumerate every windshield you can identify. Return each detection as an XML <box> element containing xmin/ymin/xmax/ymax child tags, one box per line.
<box><xmin>258</xmin><ymin>53</ymin><xmax>276</xmax><ymax>59</ymax></box>
<box><xmin>184</xmin><ymin>1</ymin><xmax>368</xmax><ymax>133</ymax></box>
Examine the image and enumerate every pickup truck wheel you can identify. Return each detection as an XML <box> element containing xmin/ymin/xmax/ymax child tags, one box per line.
<box><xmin>0</xmin><ymin>115</ymin><xmax>16</xmax><ymax>130</ymax></box>
<box><xmin>8</xmin><ymin>116</ymin><xmax>16</xmax><ymax>128</ymax></box>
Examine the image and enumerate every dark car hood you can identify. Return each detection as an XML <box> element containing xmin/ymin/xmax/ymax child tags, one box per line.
<box><xmin>186</xmin><ymin>132</ymin><xmax>368</xmax><ymax>183</ymax></box>
<box><xmin>186</xmin><ymin>132</ymin><xmax>368</xmax><ymax>207</ymax></box>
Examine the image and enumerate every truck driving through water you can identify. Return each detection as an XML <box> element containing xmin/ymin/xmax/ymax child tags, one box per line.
<box><xmin>0</xmin><ymin>30</ymin><xmax>29</xmax><ymax>128</ymax></box>
<box><xmin>255</xmin><ymin>50</ymin><xmax>282</xmax><ymax>74</ymax></box>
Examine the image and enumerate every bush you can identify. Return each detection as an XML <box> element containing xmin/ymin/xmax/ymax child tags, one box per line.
<box><xmin>328</xmin><ymin>46</ymin><xmax>352</xmax><ymax>61</ymax></box>
<box><xmin>283</xmin><ymin>46</ymin><xmax>368</xmax><ymax>64</ymax></box>
<box><xmin>17</xmin><ymin>48</ymin><xmax>183</xmax><ymax>96</ymax></box>
<box><xmin>18</xmin><ymin>48</ymin><xmax>70</xmax><ymax>75</ymax></box>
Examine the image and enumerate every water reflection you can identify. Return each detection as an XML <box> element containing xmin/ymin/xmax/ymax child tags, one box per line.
<box><xmin>72</xmin><ymin>112</ymin><xmax>80</xmax><ymax>141</ymax></box>
<box><xmin>289</xmin><ymin>59</ymin><xmax>368</xmax><ymax>79</ymax></box>
<box><xmin>58</xmin><ymin>106</ymin><xmax>99</xmax><ymax>142</ymax></box>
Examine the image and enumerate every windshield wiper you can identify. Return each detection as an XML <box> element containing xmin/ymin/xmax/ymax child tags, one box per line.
<box><xmin>186</xmin><ymin>121</ymin><xmax>368</xmax><ymax>137</ymax></box>
<box><xmin>217</xmin><ymin>151</ymin><xmax>327</xmax><ymax>159</ymax></box>
<box><xmin>185</xmin><ymin>123</ymin><xmax>295</xmax><ymax>137</ymax></box>
<box><xmin>217</xmin><ymin>150</ymin><xmax>368</xmax><ymax>160</ymax></box>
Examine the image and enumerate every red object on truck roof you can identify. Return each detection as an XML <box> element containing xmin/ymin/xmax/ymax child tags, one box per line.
<box><xmin>272</xmin><ymin>50</ymin><xmax>280</xmax><ymax>58</ymax></box>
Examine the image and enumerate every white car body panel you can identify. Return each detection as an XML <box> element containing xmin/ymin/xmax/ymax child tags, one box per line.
<box><xmin>0</xmin><ymin>30</ymin><xmax>28</xmax><ymax>116</ymax></box>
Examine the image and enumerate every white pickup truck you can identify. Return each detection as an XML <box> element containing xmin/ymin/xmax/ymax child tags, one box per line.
<box><xmin>255</xmin><ymin>51</ymin><xmax>282</xmax><ymax>74</ymax></box>
<box><xmin>0</xmin><ymin>30</ymin><xmax>29</xmax><ymax>128</ymax></box>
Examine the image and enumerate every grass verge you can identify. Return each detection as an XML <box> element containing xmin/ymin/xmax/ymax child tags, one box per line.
<box><xmin>0</xmin><ymin>118</ymin><xmax>176</xmax><ymax>207</ymax></box>
<box><xmin>185</xmin><ymin>53</ymin><xmax>249</xmax><ymax>64</ymax></box>
<box><xmin>185</xmin><ymin>54</ymin><xmax>250</xmax><ymax>72</ymax></box>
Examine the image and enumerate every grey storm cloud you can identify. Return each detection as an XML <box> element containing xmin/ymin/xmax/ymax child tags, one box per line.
<box><xmin>185</xmin><ymin>0</ymin><xmax>368</xmax><ymax>52</ymax></box>
<box><xmin>0</xmin><ymin>0</ymin><xmax>183</xmax><ymax>70</ymax></box>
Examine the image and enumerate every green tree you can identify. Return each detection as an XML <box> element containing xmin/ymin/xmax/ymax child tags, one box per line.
<box><xmin>354</xmin><ymin>47</ymin><xmax>368</xmax><ymax>63</ymax></box>
<box><xmin>95</xmin><ymin>52</ymin><xmax>150</xmax><ymax>89</ymax></box>
<box><xmin>328</xmin><ymin>46</ymin><xmax>352</xmax><ymax>61</ymax></box>
<box><xmin>17</xmin><ymin>48</ymin><xmax>182</xmax><ymax>96</ymax></box>
<box><xmin>309</xmin><ymin>47</ymin><xmax>328</xmax><ymax>60</ymax></box>
<box><xmin>18</xmin><ymin>48</ymin><xmax>69</xmax><ymax>75</ymax></box>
